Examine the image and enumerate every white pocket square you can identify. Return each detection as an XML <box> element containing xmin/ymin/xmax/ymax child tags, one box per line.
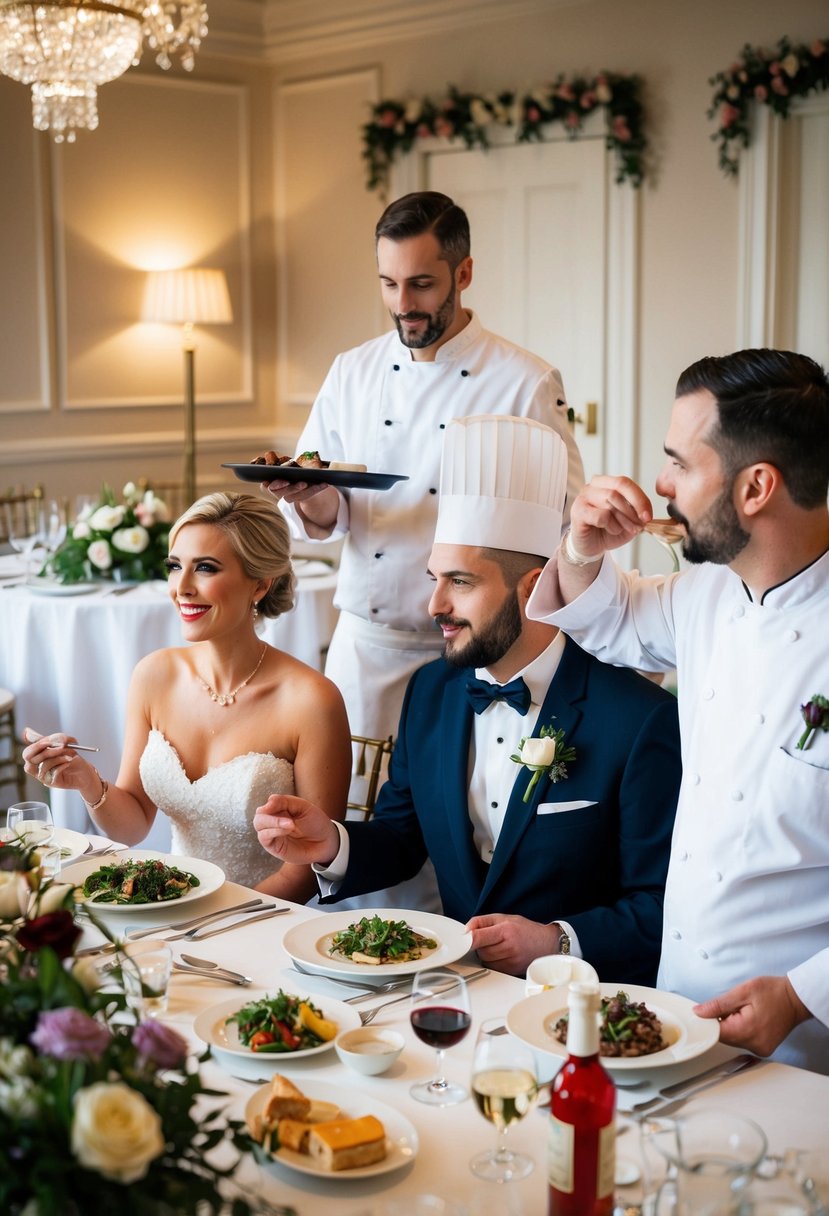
<box><xmin>536</xmin><ymin>800</ymin><xmax>597</xmax><ymax>816</ymax></box>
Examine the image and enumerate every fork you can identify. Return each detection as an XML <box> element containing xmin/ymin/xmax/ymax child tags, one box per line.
<box><xmin>357</xmin><ymin>967</ymin><xmax>489</xmax><ymax>1025</ymax></box>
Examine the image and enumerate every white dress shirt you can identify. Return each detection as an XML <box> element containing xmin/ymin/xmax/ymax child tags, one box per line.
<box><xmin>529</xmin><ymin>549</ymin><xmax>829</xmax><ymax>1073</ymax></box>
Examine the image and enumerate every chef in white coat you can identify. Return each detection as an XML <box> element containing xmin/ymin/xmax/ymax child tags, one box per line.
<box><xmin>259</xmin><ymin>192</ymin><xmax>584</xmax><ymax>912</ymax></box>
<box><xmin>527</xmin><ymin>347</ymin><xmax>829</xmax><ymax>1074</ymax></box>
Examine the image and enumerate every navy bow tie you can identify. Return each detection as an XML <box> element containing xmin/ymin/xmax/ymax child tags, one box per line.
<box><xmin>465</xmin><ymin>675</ymin><xmax>531</xmax><ymax>716</ymax></box>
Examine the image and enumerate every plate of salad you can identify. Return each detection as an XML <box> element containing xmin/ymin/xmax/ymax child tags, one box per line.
<box><xmin>61</xmin><ymin>850</ymin><xmax>224</xmax><ymax>912</ymax></box>
<box><xmin>194</xmin><ymin>991</ymin><xmax>362</xmax><ymax>1075</ymax></box>
<box><xmin>282</xmin><ymin>908</ymin><xmax>472</xmax><ymax>982</ymax></box>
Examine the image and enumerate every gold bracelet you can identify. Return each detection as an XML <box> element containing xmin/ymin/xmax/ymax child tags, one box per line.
<box><xmin>84</xmin><ymin>768</ymin><xmax>109</xmax><ymax>812</ymax></box>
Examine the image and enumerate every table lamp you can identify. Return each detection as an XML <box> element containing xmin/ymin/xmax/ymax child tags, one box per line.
<box><xmin>142</xmin><ymin>268</ymin><xmax>233</xmax><ymax>507</ymax></box>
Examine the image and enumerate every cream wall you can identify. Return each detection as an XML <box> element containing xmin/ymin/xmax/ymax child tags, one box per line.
<box><xmin>1</xmin><ymin>0</ymin><xmax>827</xmax><ymax>511</ymax></box>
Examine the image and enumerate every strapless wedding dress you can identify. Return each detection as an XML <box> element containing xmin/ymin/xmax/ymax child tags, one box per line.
<box><xmin>139</xmin><ymin>729</ymin><xmax>293</xmax><ymax>887</ymax></box>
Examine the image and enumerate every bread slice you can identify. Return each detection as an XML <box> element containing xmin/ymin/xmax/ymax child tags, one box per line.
<box><xmin>262</xmin><ymin>1074</ymin><xmax>311</xmax><ymax>1123</ymax></box>
<box><xmin>277</xmin><ymin>1118</ymin><xmax>316</xmax><ymax>1153</ymax></box>
<box><xmin>307</xmin><ymin>1115</ymin><xmax>387</xmax><ymax>1171</ymax></box>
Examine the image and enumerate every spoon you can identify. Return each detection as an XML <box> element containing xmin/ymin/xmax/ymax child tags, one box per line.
<box><xmin>179</xmin><ymin>954</ymin><xmax>252</xmax><ymax>983</ymax></box>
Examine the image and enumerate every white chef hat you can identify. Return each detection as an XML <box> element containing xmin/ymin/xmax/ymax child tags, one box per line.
<box><xmin>434</xmin><ymin>415</ymin><xmax>567</xmax><ymax>558</ymax></box>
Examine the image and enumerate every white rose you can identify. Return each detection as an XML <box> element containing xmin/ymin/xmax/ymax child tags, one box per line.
<box><xmin>87</xmin><ymin>539</ymin><xmax>112</xmax><ymax>571</ymax></box>
<box><xmin>26</xmin><ymin>880</ymin><xmax>74</xmax><ymax>917</ymax></box>
<box><xmin>520</xmin><ymin>736</ymin><xmax>557</xmax><ymax>767</ymax></box>
<box><xmin>0</xmin><ymin>1076</ymin><xmax>38</xmax><ymax>1120</ymax></box>
<box><xmin>71</xmin><ymin>1081</ymin><xmax>164</xmax><ymax>1183</ymax></box>
<box><xmin>596</xmin><ymin>82</ymin><xmax>612</xmax><ymax>104</ymax></box>
<box><xmin>470</xmin><ymin>98</ymin><xmax>492</xmax><ymax>127</ymax></box>
<box><xmin>143</xmin><ymin>490</ymin><xmax>170</xmax><ymax>523</ymax></box>
<box><xmin>404</xmin><ymin>97</ymin><xmax>422</xmax><ymax>124</ymax></box>
<box><xmin>782</xmin><ymin>52</ymin><xmax>799</xmax><ymax>77</ymax></box>
<box><xmin>0</xmin><ymin>870</ymin><xmax>31</xmax><ymax>917</ymax></box>
<box><xmin>71</xmin><ymin>955</ymin><xmax>105</xmax><ymax>995</ymax></box>
<box><xmin>89</xmin><ymin>505</ymin><xmax>125</xmax><ymax>532</ymax></box>
<box><xmin>112</xmin><ymin>525</ymin><xmax>149</xmax><ymax>555</ymax></box>
<box><xmin>122</xmin><ymin>481</ymin><xmax>137</xmax><ymax>500</ymax></box>
<box><xmin>0</xmin><ymin>1038</ymin><xmax>34</xmax><ymax>1077</ymax></box>
<box><xmin>72</xmin><ymin>520</ymin><xmax>91</xmax><ymax>540</ymax></box>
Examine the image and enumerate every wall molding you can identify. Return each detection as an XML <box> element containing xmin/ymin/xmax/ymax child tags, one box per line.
<box><xmin>0</xmin><ymin>426</ymin><xmax>290</xmax><ymax>468</ymax></box>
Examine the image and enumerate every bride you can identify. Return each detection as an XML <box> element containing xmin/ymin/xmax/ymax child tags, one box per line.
<box><xmin>22</xmin><ymin>492</ymin><xmax>352</xmax><ymax>900</ymax></box>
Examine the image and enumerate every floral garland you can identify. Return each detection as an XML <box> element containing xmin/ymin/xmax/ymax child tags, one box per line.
<box><xmin>363</xmin><ymin>75</ymin><xmax>647</xmax><ymax>193</ymax></box>
<box><xmin>709</xmin><ymin>36</ymin><xmax>829</xmax><ymax>175</ymax></box>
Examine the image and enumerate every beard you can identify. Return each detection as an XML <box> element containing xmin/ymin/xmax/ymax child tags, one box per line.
<box><xmin>672</xmin><ymin>489</ymin><xmax>749</xmax><ymax>565</ymax></box>
<box><xmin>437</xmin><ymin>588</ymin><xmax>524</xmax><ymax>670</ymax></box>
<box><xmin>393</xmin><ymin>280</ymin><xmax>457</xmax><ymax>349</ymax></box>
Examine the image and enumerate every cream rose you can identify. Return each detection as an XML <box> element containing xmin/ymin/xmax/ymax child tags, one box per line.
<box><xmin>71</xmin><ymin>1081</ymin><xmax>164</xmax><ymax>1182</ymax></box>
<box><xmin>0</xmin><ymin>871</ymin><xmax>32</xmax><ymax>918</ymax></box>
<box><xmin>520</xmin><ymin>736</ymin><xmax>557</xmax><ymax>768</ymax></box>
<box><xmin>89</xmin><ymin>504</ymin><xmax>125</xmax><ymax>532</ymax></box>
<box><xmin>72</xmin><ymin>520</ymin><xmax>91</xmax><ymax>540</ymax></box>
<box><xmin>87</xmin><ymin>539</ymin><xmax>112</xmax><ymax>571</ymax></box>
<box><xmin>112</xmin><ymin>525</ymin><xmax>149</xmax><ymax>555</ymax></box>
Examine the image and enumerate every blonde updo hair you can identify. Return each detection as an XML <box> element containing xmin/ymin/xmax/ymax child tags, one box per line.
<box><xmin>169</xmin><ymin>492</ymin><xmax>295</xmax><ymax>619</ymax></box>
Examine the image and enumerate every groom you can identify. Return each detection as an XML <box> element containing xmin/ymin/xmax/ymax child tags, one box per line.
<box><xmin>254</xmin><ymin>415</ymin><xmax>681</xmax><ymax>982</ymax></box>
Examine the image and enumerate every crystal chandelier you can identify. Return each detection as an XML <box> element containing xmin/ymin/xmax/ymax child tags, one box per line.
<box><xmin>0</xmin><ymin>1</ymin><xmax>208</xmax><ymax>143</ymax></box>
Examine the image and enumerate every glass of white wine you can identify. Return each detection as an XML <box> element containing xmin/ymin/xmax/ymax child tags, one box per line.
<box><xmin>470</xmin><ymin>1018</ymin><xmax>538</xmax><ymax>1182</ymax></box>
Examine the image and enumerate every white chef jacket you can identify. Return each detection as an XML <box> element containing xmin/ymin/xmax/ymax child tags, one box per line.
<box><xmin>283</xmin><ymin>310</ymin><xmax>583</xmax><ymax>743</ymax></box>
<box><xmin>528</xmin><ymin>549</ymin><xmax>829</xmax><ymax>1073</ymax></box>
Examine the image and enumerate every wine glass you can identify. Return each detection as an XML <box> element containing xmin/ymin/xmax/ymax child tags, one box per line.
<box><xmin>409</xmin><ymin>968</ymin><xmax>471</xmax><ymax>1106</ymax></box>
<box><xmin>5</xmin><ymin>501</ymin><xmax>45</xmax><ymax>583</ymax></box>
<box><xmin>41</xmin><ymin>500</ymin><xmax>67</xmax><ymax>556</ymax></box>
<box><xmin>6</xmin><ymin>801</ymin><xmax>55</xmax><ymax>846</ymax></box>
<box><xmin>469</xmin><ymin>1018</ymin><xmax>537</xmax><ymax>1182</ymax></box>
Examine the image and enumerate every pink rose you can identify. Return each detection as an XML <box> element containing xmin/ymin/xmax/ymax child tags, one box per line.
<box><xmin>612</xmin><ymin>115</ymin><xmax>632</xmax><ymax>142</ymax></box>
<box><xmin>580</xmin><ymin>90</ymin><xmax>596</xmax><ymax>109</ymax></box>
<box><xmin>30</xmin><ymin>1007</ymin><xmax>111</xmax><ymax>1060</ymax></box>
<box><xmin>811</xmin><ymin>39</ymin><xmax>827</xmax><ymax>57</ymax></box>
<box><xmin>379</xmin><ymin>109</ymin><xmax>397</xmax><ymax>128</ymax></box>
<box><xmin>771</xmin><ymin>76</ymin><xmax>789</xmax><ymax>96</ymax></box>
<box><xmin>434</xmin><ymin>116</ymin><xmax>454</xmax><ymax>138</ymax></box>
<box><xmin>754</xmin><ymin>84</ymin><xmax>768</xmax><ymax>101</ymax></box>
<box><xmin>769</xmin><ymin>60</ymin><xmax>781</xmax><ymax>76</ymax></box>
<box><xmin>565</xmin><ymin>111</ymin><xmax>581</xmax><ymax>130</ymax></box>
<box><xmin>132</xmin><ymin>1020</ymin><xmax>188</xmax><ymax>1070</ymax></box>
<box><xmin>416</xmin><ymin>122</ymin><xmax>431</xmax><ymax>138</ymax></box>
<box><xmin>526</xmin><ymin>105</ymin><xmax>541</xmax><ymax>123</ymax></box>
<box><xmin>720</xmin><ymin>103</ymin><xmax>740</xmax><ymax>129</ymax></box>
<box><xmin>555</xmin><ymin>83</ymin><xmax>575</xmax><ymax>102</ymax></box>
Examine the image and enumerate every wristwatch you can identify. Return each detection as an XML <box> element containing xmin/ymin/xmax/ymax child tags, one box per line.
<box><xmin>555</xmin><ymin>924</ymin><xmax>571</xmax><ymax>955</ymax></box>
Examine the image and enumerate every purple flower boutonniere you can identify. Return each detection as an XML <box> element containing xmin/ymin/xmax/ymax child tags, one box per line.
<box><xmin>511</xmin><ymin>721</ymin><xmax>576</xmax><ymax>803</ymax></box>
<box><xmin>797</xmin><ymin>694</ymin><xmax>829</xmax><ymax>750</ymax></box>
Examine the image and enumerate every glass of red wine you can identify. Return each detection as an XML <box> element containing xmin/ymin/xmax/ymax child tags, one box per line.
<box><xmin>409</xmin><ymin>968</ymin><xmax>471</xmax><ymax>1106</ymax></box>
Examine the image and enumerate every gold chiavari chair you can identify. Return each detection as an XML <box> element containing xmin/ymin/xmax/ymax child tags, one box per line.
<box><xmin>346</xmin><ymin>735</ymin><xmax>394</xmax><ymax>821</ymax></box>
<box><xmin>0</xmin><ymin>688</ymin><xmax>26</xmax><ymax>807</ymax></box>
<box><xmin>0</xmin><ymin>484</ymin><xmax>44</xmax><ymax>543</ymax></box>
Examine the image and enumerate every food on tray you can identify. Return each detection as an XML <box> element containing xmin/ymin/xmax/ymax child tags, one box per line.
<box><xmin>307</xmin><ymin>1115</ymin><xmax>387</xmax><ymax>1172</ymax></box>
<box><xmin>643</xmin><ymin>518</ymin><xmax>685</xmax><ymax>544</ymax></box>
<box><xmin>253</xmin><ymin>1075</ymin><xmax>384</xmax><ymax>1171</ymax></box>
<box><xmin>225</xmin><ymin>990</ymin><xmax>338</xmax><ymax>1053</ymax></box>
<box><xmin>551</xmin><ymin>989</ymin><xmax>667</xmax><ymax>1058</ymax></box>
<box><xmin>328</xmin><ymin>914</ymin><xmax>438</xmax><ymax>965</ymax></box>
<box><xmin>80</xmin><ymin>858</ymin><xmax>200</xmax><ymax>904</ymax></box>
<box><xmin>250</xmin><ymin>450</ymin><xmax>367</xmax><ymax>475</ymax></box>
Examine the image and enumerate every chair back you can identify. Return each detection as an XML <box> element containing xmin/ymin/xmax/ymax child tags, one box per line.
<box><xmin>346</xmin><ymin>735</ymin><xmax>394</xmax><ymax>821</ymax></box>
<box><xmin>1</xmin><ymin>484</ymin><xmax>44</xmax><ymax>542</ymax></box>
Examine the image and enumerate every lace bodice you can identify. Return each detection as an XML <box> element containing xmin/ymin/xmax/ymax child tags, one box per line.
<box><xmin>139</xmin><ymin>729</ymin><xmax>293</xmax><ymax>887</ymax></box>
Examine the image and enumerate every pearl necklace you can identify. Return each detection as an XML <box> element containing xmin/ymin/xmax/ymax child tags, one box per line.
<box><xmin>197</xmin><ymin>645</ymin><xmax>267</xmax><ymax>707</ymax></box>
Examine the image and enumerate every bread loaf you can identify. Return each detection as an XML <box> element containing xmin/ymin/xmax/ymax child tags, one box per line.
<box><xmin>277</xmin><ymin>1118</ymin><xmax>316</xmax><ymax>1153</ymax></box>
<box><xmin>262</xmin><ymin>1074</ymin><xmax>311</xmax><ymax>1123</ymax></box>
<box><xmin>307</xmin><ymin>1115</ymin><xmax>387</xmax><ymax>1171</ymax></box>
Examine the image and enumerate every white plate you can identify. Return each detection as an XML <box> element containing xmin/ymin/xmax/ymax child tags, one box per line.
<box><xmin>194</xmin><ymin>993</ymin><xmax>362</xmax><ymax>1070</ymax></box>
<box><xmin>246</xmin><ymin>1078</ymin><xmax>418</xmax><ymax>1180</ymax></box>
<box><xmin>61</xmin><ymin>850</ymin><xmax>224</xmax><ymax>912</ymax></box>
<box><xmin>283</xmin><ymin>908</ymin><xmax>472</xmax><ymax>982</ymax></box>
<box><xmin>52</xmin><ymin>827</ymin><xmax>91</xmax><ymax>865</ymax></box>
<box><xmin>26</xmin><ymin>581</ymin><xmax>100</xmax><ymax>596</ymax></box>
<box><xmin>506</xmin><ymin>982</ymin><xmax>720</xmax><ymax>1073</ymax></box>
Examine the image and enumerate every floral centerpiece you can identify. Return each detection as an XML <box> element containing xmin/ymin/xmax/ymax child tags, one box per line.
<box><xmin>0</xmin><ymin>840</ymin><xmax>295</xmax><ymax>1216</ymax></box>
<box><xmin>362</xmin><ymin>73</ymin><xmax>647</xmax><ymax>194</ymax></box>
<box><xmin>708</xmin><ymin>36</ymin><xmax>829</xmax><ymax>175</ymax></box>
<box><xmin>43</xmin><ymin>483</ymin><xmax>172</xmax><ymax>585</ymax></box>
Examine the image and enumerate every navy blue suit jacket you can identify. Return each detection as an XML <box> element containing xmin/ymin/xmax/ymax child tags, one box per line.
<box><xmin>327</xmin><ymin>638</ymin><xmax>681</xmax><ymax>985</ymax></box>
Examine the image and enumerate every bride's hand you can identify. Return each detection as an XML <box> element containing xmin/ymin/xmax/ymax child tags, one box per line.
<box><xmin>253</xmin><ymin>795</ymin><xmax>340</xmax><ymax>866</ymax></box>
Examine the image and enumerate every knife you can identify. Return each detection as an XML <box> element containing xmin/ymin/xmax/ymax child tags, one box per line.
<box><xmin>630</xmin><ymin>1054</ymin><xmax>761</xmax><ymax>1118</ymax></box>
<box><xmin>174</xmin><ymin>905</ymin><xmax>291</xmax><ymax>941</ymax></box>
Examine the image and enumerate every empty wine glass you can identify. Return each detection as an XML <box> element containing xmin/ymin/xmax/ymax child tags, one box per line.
<box><xmin>470</xmin><ymin>1018</ymin><xmax>537</xmax><ymax>1182</ymax></box>
<box><xmin>5</xmin><ymin>501</ymin><xmax>45</xmax><ymax>583</ymax></box>
<box><xmin>41</xmin><ymin>500</ymin><xmax>67</xmax><ymax>556</ymax></box>
<box><xmin>409</xmin><ymin>968</ymin><xmax>471</xmax><ymax>1106</ymax></box>
<box><xmin>6</xmin><ymin>801</ymin><xmax>54</xmax><ymax>846</ymax></box>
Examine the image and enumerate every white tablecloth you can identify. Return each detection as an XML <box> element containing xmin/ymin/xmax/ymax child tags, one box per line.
<box><xmin>0</xmin><ymin>557</ymin><xmax>338</xmax><ymax>847</ymax></box>
<box><xmin>74</xmin><ymin>878</ymin><xmax>829</xmax><ymax>1216</ymax></box>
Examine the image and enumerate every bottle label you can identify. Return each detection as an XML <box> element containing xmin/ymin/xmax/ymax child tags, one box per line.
<box><xmin>547</xmin><ymin>1116</ymin><xmax>575</xmax><ymax>1193</ymax></box>
<box><xmin>597</xmin><ymin>1121</ymin><xmax>616</xmax><ymax>1199</ymax></box>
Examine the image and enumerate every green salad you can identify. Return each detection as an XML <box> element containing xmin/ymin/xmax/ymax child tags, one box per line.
<box><xmin>81</xmin><ymin>858</ymin><xmax>200</xmax><ymax>904</ymax></box>
<box><xmin>225</xmin><ymin>990</ymin><xmax>338</xmax><ymax>1052</ymax></box>
<box><xmin>329</xmin><ymin>915</ymin><xmax>437</xmax><ymax>964</ymax></box>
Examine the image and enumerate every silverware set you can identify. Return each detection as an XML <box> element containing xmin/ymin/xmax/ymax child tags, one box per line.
<box><xmin>626</xmin><ymin>1052</ymin><xmax>761</xmax><ymax>1118</ymax></box>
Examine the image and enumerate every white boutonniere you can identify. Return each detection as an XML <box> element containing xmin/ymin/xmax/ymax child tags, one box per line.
<box><xmin>797</xmin><ymin>694</ymin><xmax>829</xmax><ymax>750</ymax></box>
<box><xmin>511</xmin><ymin>722</ymin><xmax>576</xmax><ymax>803</ymax></box>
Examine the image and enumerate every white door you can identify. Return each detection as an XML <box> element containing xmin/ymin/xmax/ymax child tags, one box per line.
<box><xmin>427</xmin><ymin>135</ymin><xmax>608</xmax><ymax>481</ymax></box>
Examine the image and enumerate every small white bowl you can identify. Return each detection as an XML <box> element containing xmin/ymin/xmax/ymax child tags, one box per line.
<box><xmin>334</xmin><ymin>1027</ymin><xmax>405</xmax><ymax>1076</ymax></box>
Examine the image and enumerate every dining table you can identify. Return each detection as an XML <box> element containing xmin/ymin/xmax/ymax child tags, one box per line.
<box><xmin>71</xmin><ymin>856</ymin><xmax>829</xmax><ymax>1216</ymax></box>
<box><xmin>0</xmin><ymin>553</ymin><xmax>339</xmax><ymax>849</ymax></box>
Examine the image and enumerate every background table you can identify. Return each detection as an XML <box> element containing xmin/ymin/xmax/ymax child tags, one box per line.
<box><xmin>0</xmin><ymin>556</ymin><xmax>338</xmax><ymax>847</ymax></box>
<box><xmin>77</xmin><ymin>880</ymin><xmax>829</xmax><ymax>1216</ymax></box>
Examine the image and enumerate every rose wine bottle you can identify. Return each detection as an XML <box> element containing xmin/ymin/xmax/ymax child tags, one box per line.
<box><xmin>547</xmin><ymin>982</ymin><xmax>616</xmax><ymax>1216</ymax></box>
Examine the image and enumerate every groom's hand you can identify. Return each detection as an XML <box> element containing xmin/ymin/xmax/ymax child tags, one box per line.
<box><xmin>254</xmin><ymin>795</ymin><xmax>340</xmax><ymax>866</ymax></box>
